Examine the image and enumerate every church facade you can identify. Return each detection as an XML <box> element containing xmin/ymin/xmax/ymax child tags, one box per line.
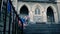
<box><xmin>11</xmin><ymin>0</ymin><xmax>60</xmax><ymax>24</ymax></box>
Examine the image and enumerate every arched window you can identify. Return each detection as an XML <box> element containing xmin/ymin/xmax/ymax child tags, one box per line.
<box><xmin>35</xmin><ymin>7</ymin><xmax>40</xmax><ymax>15</ymax></box>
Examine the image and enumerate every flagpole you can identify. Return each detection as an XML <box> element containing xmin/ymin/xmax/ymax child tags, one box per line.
<box><xmin>1</xmin><ymin>0</ymin><xmax>3</xmax><ymax>12</ymax></box>
<box><xmin>0</xmin><ymin>0</ymin><xmax>3</xmax><ymax>19</ymax></box>
<box><xmin>8</xmin><ymin>0</ymin><xmax>11</xmax><ymax>34</ymax></box>
<box><xmin>3</xmin><ymin>0</ymin><xmax>7</xmax><ymax>34</ymax></box>
<box><xmin>8</xmin><ymin>7</ymin><xmax>11</xmax><ymax>34</ymax></box>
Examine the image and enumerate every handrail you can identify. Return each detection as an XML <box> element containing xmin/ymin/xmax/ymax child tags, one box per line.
<box><xmin>0</xmin><ymin>0</ymin><xmax>23</xmax><ymax>34</ymax></box>
<box><xmin>9</xmin><ymin>0</ymin><xmax>23</xmax><ymax>34</ymax></box>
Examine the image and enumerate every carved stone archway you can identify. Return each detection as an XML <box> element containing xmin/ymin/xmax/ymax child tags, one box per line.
<box><xmin>32</xmin><ymin>3</ymin><xmax>44</xmax><ymax>23</ymax></box>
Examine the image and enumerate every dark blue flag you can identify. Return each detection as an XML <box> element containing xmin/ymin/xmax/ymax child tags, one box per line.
<box><xmin>7</xmin><ymin>0</ymin><xmax>11</xmax><ymax>13</ymax></box>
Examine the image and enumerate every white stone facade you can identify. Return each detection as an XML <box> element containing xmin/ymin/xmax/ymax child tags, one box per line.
<box><xmin>11</xmin><ymin>0</ymin><xmax>60</xmax><ymax>24</ymax></box>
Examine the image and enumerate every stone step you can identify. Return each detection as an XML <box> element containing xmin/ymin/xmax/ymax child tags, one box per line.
<box><xmin>27</xmin><ymin>24</ymin><xmax>60</xmax><ymax>27</ymax></box>
<box><xmin>23</xmin><ymin>24</ymin><xmax>60</xmax><ymax>34</ymax></box>
<box><xmin>24</xmin><ymin>32</ymin><xmax>60</xmax><ymax>34</ymax></box>
<box><xmin>25</xmin><ymin>28</ymin><xmax>59</xmax><ymax>31</ymax></box>
<box><xmin>26</xmin><ymin>26</ymin><xmax>60</xmax><ymax>29</ymax></box>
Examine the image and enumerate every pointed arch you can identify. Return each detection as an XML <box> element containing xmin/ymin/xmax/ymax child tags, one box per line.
<box><xmin>18</xmin><ymin>3</ymin><xmax>30</xmax><ymax>14</ymax></box>
<box><xmin>45</xmin><ymin>5</ymin><xmax>58</xmax><ymax>23</ymax></box>
<box><xmin>20</xmin><ymin>5</ymin><xmax>29</xmax><ymax>15</ymax></box>
<box><xmin>32</xmin><ymin>3</ymin><xmax>44</xmax><ymax>15</ymax></box>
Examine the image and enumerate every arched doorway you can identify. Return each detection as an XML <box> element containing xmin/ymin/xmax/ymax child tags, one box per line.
<box><xmin>20</xmin><ymin>5</ymin><xmax>29</xmax><ymax>18</ymax></box>
<box><xmin>47</xmin><ymin>6</ymin><xmax>55</xmax><ymax>23</ymax></box>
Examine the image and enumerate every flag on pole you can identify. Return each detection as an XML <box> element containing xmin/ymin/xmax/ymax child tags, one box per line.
<box><xmin>7</xmin><ymin>0</ymin><xmax>11</xmax><ymax>13</ymax></box>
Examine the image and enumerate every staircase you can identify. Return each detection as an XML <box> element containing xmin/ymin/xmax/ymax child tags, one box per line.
<box><xmin>23</xmin><ymin>23</ymin><xmax>60</xmax><ymax>34</ymax></box>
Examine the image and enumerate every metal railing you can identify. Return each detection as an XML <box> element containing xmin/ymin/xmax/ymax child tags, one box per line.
<box><xmin>0</xmin><ymin>0</ymin><xmax>23</xmax><ymax>34</ymax></box>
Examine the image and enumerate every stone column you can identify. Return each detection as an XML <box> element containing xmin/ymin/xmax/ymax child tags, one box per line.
<box><xmin>57</xmin><ymin>0</ymin><xmax>60</xmax><ymax>23</ymax></box>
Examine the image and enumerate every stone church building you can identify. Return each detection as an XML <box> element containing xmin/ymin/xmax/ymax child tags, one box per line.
<box><xmin>11</xmin><ymin>0</ymin><xmax>60</xmax><ymax>24</ymax></box>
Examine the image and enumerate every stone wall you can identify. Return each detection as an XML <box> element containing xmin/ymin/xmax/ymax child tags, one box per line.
<box><xmin>11</xmin><ymin>0</ymin><xmax>59</xmax><ymax>23</ymax></box>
